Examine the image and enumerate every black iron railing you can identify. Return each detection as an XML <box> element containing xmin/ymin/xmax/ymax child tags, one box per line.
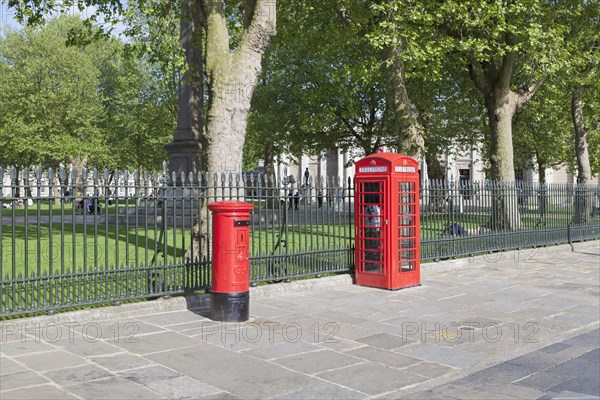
<box><xmin>1</xmin><ymin>165</ymin><xmax>598</xmax><ymax>317</ymax></box>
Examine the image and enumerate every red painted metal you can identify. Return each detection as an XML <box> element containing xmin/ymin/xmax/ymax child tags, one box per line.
<box><xmin>207</xmin><ymin>201</ymin><xmax>254</xmax><ymax>294</ymax></box>
<box><xmin>354</xmin><ymin>153</ymin><xmax>421</xmax><ymax>290</ymax></box>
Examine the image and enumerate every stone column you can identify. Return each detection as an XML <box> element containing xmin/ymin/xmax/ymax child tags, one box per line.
<box><xmin>165</xmin><ymin>4</ymin><xmax>203</xmax><ymax>182</ymax></box>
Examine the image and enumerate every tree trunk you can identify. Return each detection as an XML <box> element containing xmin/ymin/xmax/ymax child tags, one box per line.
<box><xmin>382</xmin><ymin>45</ymin><xmax>424</xmax><ymax>158</ymax></box>
<box><xmin>572</xmin><ymin>86</ymin><xmax>591</xmax><ymax>185</ymax></box>
<box><xmin>467</xmin><ymin>54</ymin><xmax>541</xmax><ymax>230</ymax></box>
<box><xmin>72</xmin><ymin>155</ymin><xmax>87</xmax><ymax>196</ymax></box>
<box><xmin>264</xmin><ymin>142</ymin><xmax>276</xmax><ymax>177</ymax></box>
<box><xmin>484</xmin><ymin>91</ymin><xmax>522</xmax><ymax>230</ymax></box>
<box><xmin>205</xmin><ymin>88</ymin><xmax>250</xmax><ymax>173</ymax></box>
<box><xmin>264</xmin><ymin>142</ymin><xmax>280</xmax><ymax>209</ymax></box>
<box><xmin>424</xmin><ymin>149</ymin><xmax>446</xmax><ymax>212</ymax></box>
<box><xmin>185</xmin><ymin>0</ymin><xmax>276</xmax><ymax>262</ymax></box>
<box><xmin>188</xmin><ymin>0</ymin><xmax>206</xmax><ymax>169</ymax></box>
<box><xmin>537</xmin><ymin>159</ymin><xmax>546</xmax><ymax>184</ymax></box>
<box><xmin>204</xmin><ymin>0</ymin><xmax>276</xmax><ymax>174</ymax></box>
<box><xmin>176</xmin><ymin>0</ymin><xmax>209</xmax><ymax>272</ymax></box>
<box><xmin>166</xmin><ymin>0</ymin><xmax>205</xmax><ymax>181</ymax></box>
<box><xmin>536</xmin><ymin>158</ymin><xmax>547</xmax><ymax>225</ymax></box>
<box><xmin>485</xmin><ymin>92</ymin><xmax>518</xmax><ymax>182</ymax></box>
<box><xmin>571</xmin><ymin>85</ymin><xmax>592</xmax><ymax>224</ymax></box>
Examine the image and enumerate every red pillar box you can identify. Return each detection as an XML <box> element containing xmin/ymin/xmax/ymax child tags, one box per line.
<box><xmin>354</xmin><ymin>153</ymin><xmax>421</xmax><ymax>290</ymax></box>
<box><xmin>207</xmin><ymin>201</ymin><xmax>254</xmax><ymax>322</ymax></box>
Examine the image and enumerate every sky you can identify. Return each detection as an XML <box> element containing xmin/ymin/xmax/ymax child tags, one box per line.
<box><xmin>1</xmin><ymin>2</ymin><xmax>20</xmax><ymax>31</ymax></box>
<box><xmin>0</xmin><ymin>2</ymin><xmax>125</xmax><ymax>37</ymax></box>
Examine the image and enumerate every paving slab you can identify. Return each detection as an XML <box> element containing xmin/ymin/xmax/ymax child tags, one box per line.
<box><xmin>0</xmin><ymin>384</ymin><xmax>80</xmax><ymax>399</ymax></box>
<box><xmin>344</xmin><ymin>345</ymin><xmax>422</xmax><ymax>368</ymax></box>
<box><xmin>273</xmin><ymin>349</ymin><xmax>363</xmax><ymax>374</ymax></box>
<box><xmin>0</xmin><ymin>357</ymin><xmax>27</xmax><ymax>376</ymax></box>
<box><xmin>145</xmin><ymin>344</ymin><xmax>320</xmax><ymax>398</ymax></box>
<box><xmin>316</xmin><ymin>362</ymin><xmax>427</xmax><ymax>395</ymax></box>
<box><xmin>0</xmin><ymin>338</ymin><xmax>56</xmax><ymax>356</ymax></box>
<box><xmin>13</xmin><ymin>350</ymin><xmax>87</xmax><ymax>372</ymax></box>
<box><xmin>43</xmin><ymin>364</ymin><xmax>114</xmax><ymax>387</ymax></box>
<box><xmin>89</xmin><ymin>352</ymin><xmax>154</xmax><ymax>372</ymax></box>
<box><xmin>0</xmin><ymin>370</ymin><xmax>50</xmax><ymax>392</ymax></box>
<box><xmin>356</xmin><ymin>332</ymin><xmax>414</xmax><ymax>350</ymax></box>
<box><xmin>241</xmin><ymin>339</ymin><xmax>320</xmax><ymax>359</ymax></box>
<box><xmin>118</xmin><ymin>365</ymin><xmax>181</xmax><ymax>384</ymax></box>
<box><xmin>65</xmin><ymin>376</ymin><xmax>164</xmax><ymax>399</ymax></box>
<box><xmin>273</xmin><ymin>382</ymin><xmax>367</xmax><ymax>399</ymax></box>
<box><xmin>396</xmin><ymin>342</ymin><xmax>483</xmax><ymax>368</ymax></box>
<box><xmin>0</xmin><ymin>241</ymin><xmax>598</xmax><ymax>399</ymax></box>
<box><xmin>145</xmin><ymin>375</ymin><xmax>223</xmax><ymax>399</ymax></box>
<box><xmin>52</xmin><ymin>332</ymin><xmax>124</xmax><ymax>357</ymax></box>
<box><xmin>108</xmin><ymin>330</ymin><xmax>201</xmax><ymax>355</ymax></box>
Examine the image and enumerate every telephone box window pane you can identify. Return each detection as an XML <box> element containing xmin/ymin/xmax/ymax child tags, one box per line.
<box><xmin>364</xmin><ymin>206</ymin><xmax>381</xmax><ymax>227</ymax></box>
<box><xmin>400</xmin><ymin>182</ymin><xmax>413</xmax><ymax>192</ymax></box>
<box><xmin>401</xmin><ymin>204</ymin><xmax>413</xmax><ymax>214</ymax></box>
<box><xmin>401</xmin><ymin>216</ymin><xmax>413</xmax><ymax>226</ymax></box>
<box><xmin>401</xmin><ymin>227</ymin><xmax>414</xmax><ymax>237</ymax></box>
<box><xmin>401</xmin><ymin>239</ymin><xmax>413</xmax><ymax>248</ymax></box>
<box><xmin>363</xmin><ymin>228</ymin><xmax>383</xmax><ymax>273</ymax></box>
<box><xmin>402</xmin><ymin>250</ymin><xmax>414</xmax><ymax>260</ymax></box>
<box><xmin>401</xmin><ymin>261</ymin><xmax>414</xmax><ymax>272</ymax></box>
<box><xmin>363</xmin><ymin>182</ymin><xmax>381</xmax><ymax>203</ymax></box>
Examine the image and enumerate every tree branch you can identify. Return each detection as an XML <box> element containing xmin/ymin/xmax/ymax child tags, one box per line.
<box><xmin>238</xmin><ymin>0</ymin><xmax>276</xmax><ymax>59</ymax></box>
<box><xmin>468</xmin><ymin>56</ymin><xmax>491</xmax><ymax>94</ymax></box>
<box><xmin>497</xmin><ymin>52</ymin><xmax>516</xmax><ymax>91</ymax></box>
<box><xmin>334</xmin><ymin>109</ymin><xmax>361</xmax><ymax>140</ymax></box>
<box><xmin>202</xmin><ymin>0</ymin><xmax>230</xmax><ymax>73</ymax></box>
<box><xmin>515</xmin><ymin>80</ymin><xmax>542</xmax><ymax>110</ymax></box>
<box><xmin>240</xmin><ymin>0</ymin><xmax>258</xmax><ymax>29</ymax></box>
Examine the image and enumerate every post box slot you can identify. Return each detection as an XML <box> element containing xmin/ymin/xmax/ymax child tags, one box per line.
<box><xmin>234</xmin><ymin>220</ymin><xmax>250</xmax><ymax>227</ymax></box>
<box><xmin>237</xmin><ymin>230</ymin><xmax>247</xmax><ymax>246</ymax></box>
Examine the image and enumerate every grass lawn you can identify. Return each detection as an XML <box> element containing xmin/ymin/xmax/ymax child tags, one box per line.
<box><xmin>1</xmin><ymin>200</ymin><xmax>113</xmax><ymax>217</ymax></box>
<box><xmin>1</xmin><ymin>224</ymin><xmax>186</xmax><ymax>278</ymax></box>
<box><xmin>2</xmin><ymin>200</ymin><xmax>596</xmax><ymax>279</ymax></box>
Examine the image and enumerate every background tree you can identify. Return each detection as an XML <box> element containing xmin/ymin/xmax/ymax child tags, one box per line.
<box><xmin>98</xmin><ymin>54</ymin><xmax>176</xmax><ymax>171</ymax></box>
<box><xmin>0</xmin><ymin>17</ymin><xmax>105</xmax><ymax>169</ymax></box>
<box><xmin>10</xmin><ymin>0</ymin><xmax>278</xmax><ymax>175</ymax></box>
<box><xmin>513</xmin><ymin>83</ymin><xmax>572</xmax><ymax>184</ymax></box>
<box><xmin>247</xmin><ymin>0</ymin><xmax>394</xmax><ymax>169</ymax></box>
<box><xmin>0</xmin><ymin>16</ymin><xmax>176</xmax><ymax>172</ymax></box>
<box><xmin>372</xmin><ymin>0</ymin><xmax>593</xmax><ymax>229</ymax></box>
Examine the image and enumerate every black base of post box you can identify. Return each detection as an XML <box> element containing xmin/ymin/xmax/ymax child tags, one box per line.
<box><xmin>210</xmin><ymin>291</ymin><xmax>249</xmax><ymax>322</ymax></box>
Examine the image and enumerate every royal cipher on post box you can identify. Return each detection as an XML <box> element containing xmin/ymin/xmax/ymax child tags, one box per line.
<box><xmin>354</xmin><ymin>153</ymin><xmax>421</xmax><ymax>290</ymax></box>
<box><xmin>207</xmin><ymin>201</ymin><xmax>254</xmax><ymax>322</ymax></box>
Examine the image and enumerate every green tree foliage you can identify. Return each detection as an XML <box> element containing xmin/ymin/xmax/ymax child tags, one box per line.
<box><xmin>370</xmin><ymin>0</ymin><xmax>590</xmax><ymax>181</ymax></box>
<box><xmin>96</xmin><ymin>50</ymin><xmax>176</xmax><ymax>171</ymax></box>
<box><xmin>248</xmin><ymin>0</ymin><xmax>488</xmax><ymax>177</ymax></box>
<box><xmin>0</xmin><ymin>17</ymin><xmax>104</xmax><ymax>168</ymax></box>
<box><xmin>513</xmin><ymin>83</ymin><xmax>572</xmax><ymax>183</ymax></box>
<box><xmin>0</xmin><ymin>16</ymin><xmax>175</xmax><ymax>171</ymax></box>
<box><xmin>247</xmin><ymin>0</ymin><xmax>399</xmax><ymax>171</ymax></box>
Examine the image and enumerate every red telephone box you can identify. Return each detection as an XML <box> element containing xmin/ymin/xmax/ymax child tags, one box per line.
<box><xmin>354</xmin><ymin>153</ymin><xmax>420</xmax><ymax>290</ymax></box>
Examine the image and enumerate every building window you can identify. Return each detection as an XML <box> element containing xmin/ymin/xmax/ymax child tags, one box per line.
<box><xmin>459</xmin><ymin>169</ymin><xmax>471</xmax><ymax>199</ymax></box>
<box><xmin>515</xmin><ymin>169</ymin><xmax>524</xmax><ymax>181</ymax></box>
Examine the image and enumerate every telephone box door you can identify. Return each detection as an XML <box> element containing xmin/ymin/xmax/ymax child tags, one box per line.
<box><xmin>392</xmin><ymin>179</ymin><xmax>420</xmax><ymax>289</ymax></box>
<box><xmin>355</xmin><ymin>179</ymin><xmax>387</xmax><ymax>288</ymax></box>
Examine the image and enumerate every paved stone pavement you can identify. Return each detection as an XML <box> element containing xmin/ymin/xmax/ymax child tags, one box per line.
<box><xmin>1</xmin><ymin>241</ymin><xmax>599</xmax><ymax>399</ymax></box>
